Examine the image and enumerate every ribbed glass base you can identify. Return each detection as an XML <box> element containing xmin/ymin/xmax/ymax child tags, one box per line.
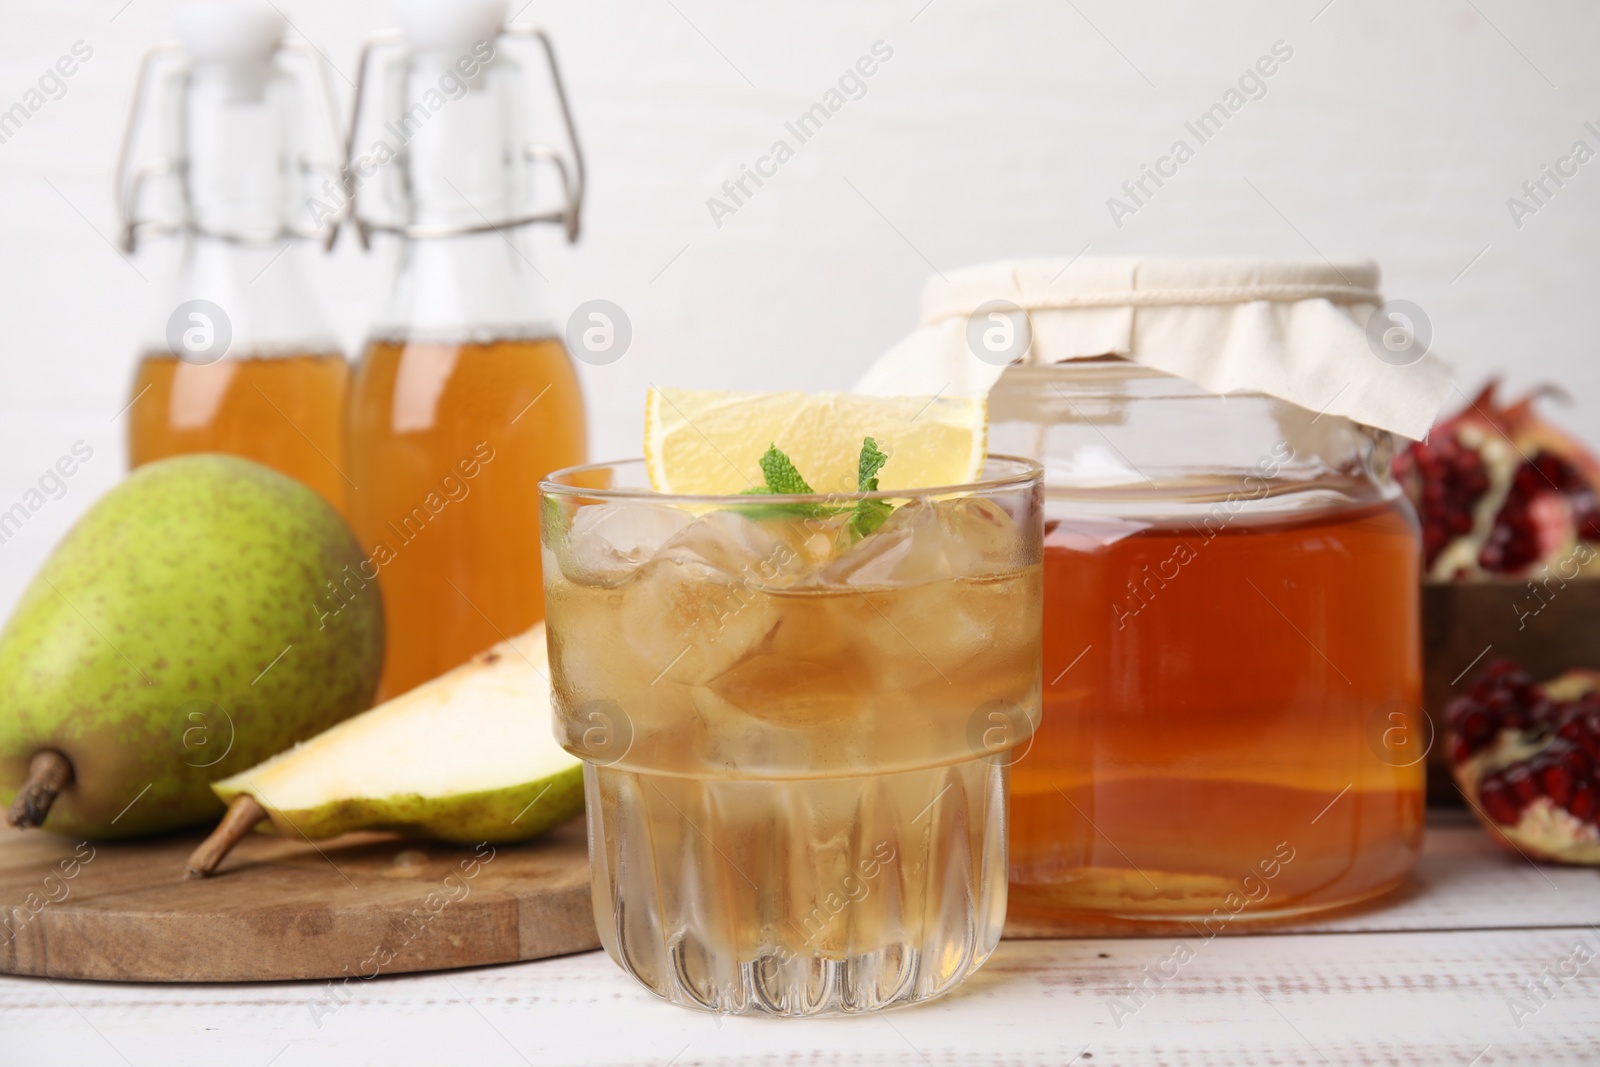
<box><xmin>583</xmin><ymin>757</ymin><xmax>1010</xmax><ymax>1016</ymax></box>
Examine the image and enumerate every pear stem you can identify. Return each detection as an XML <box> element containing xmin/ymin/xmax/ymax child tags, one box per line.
<box><xmin>185</xmin><ymin>795</ymin><xmax>268</xmax><ymax>879</ymax></box>
<box><xmin>6</xmin><ymin>750</ymin><xmax>73</xmax><ymax>829</ymax></box>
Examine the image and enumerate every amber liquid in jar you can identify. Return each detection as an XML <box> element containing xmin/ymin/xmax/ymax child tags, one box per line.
<box><xmin>1008</xmin><ymin>496</ymin><xmax>1425</xmax><ymax>928</ymax></box>
<box><xmin>347</xmin><ymin>333</ymin><xmax>586</xmax><ymax>701</ymax></box>
<box><xmin>128</xmin><ymin>352</ymin><xmax>350</xmax><ymax>514</ymax></box>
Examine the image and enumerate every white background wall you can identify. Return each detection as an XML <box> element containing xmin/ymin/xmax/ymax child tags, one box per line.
<box><xmin>2</xmin><ymin>0</ymin><xmax>1598</xmax><ymax>612</ymax></box>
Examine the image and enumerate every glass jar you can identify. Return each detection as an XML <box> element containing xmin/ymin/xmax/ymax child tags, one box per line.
<box><xmin>989</xmin><ymin>359</ymin><xmax>1424</xmax><ymax>930</ymax></box>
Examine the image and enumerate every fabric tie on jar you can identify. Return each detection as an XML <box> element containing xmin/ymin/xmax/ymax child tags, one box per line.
<box><xmin>855</xmin><ymin>257</ymin><xmax>1451</xmax><ymax>440</ymax></box>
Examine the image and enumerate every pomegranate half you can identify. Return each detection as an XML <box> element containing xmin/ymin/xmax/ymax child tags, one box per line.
<box><xmin>1393</xmin><ymin>381</ymin><xmax>1600</xmax><ymax>579</ymax></box>
<box><xmin>1448</xmin><ymin>659</ymin><xmax>1600</xmax><ymax>865</ymax></box>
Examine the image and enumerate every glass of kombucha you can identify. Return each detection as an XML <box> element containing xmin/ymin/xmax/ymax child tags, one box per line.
<box><xmin>989</xmin><ymin>361</ymin><xmax>1424</xmax><ymax>930</ymax></box>
<box><xmin>344</xmin><ymin>13</ymin><xmax>588</xmax><ymax>699</ymax></box>
<box><xmin>119</xmin><ymin>3</ymin><xmax>350</xmax><ymax>513</ymax></box>
<box><xmin>540</xmin><ymin>457</ymin><xmax>1043</xmax><ymax>1015</ymax></box>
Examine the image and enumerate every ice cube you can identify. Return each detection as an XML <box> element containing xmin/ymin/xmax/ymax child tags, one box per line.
<box><xmin>784</xmin><ymin>511</ymin><xmax>856</xmax><ymax>572</ymax></box>
<box><xmin>688</xmin><ymin>685</ymin><xmax>812</xmax><ymax>770</ymax></box>
<box><xmin>816</xmin><ymin>500</ymin><xmax>962</xmax><ymax>586</ymax></box>
<box><xmin>562</xmin><ymin>502</ymin><xmax>693</xmax><ymax>584</ymax></box>
<box><xmin>936</xmin><ymin>496</ymin><xmax>1028</xmax><ymax>575</ymax></box>
<box><xmin>620</xmin><ymin>561</ymin><xmax>780</xmax><ymax>686</ymax></box>
<box><xmin>656</xmin><ymin>511</ymin><xmax>810</xmax><ymax>589</ymax></box>
<box><xmin>811</xmin><ymin>498</ymin><xmax>1034</xmax><ymax>687</ymax></box>
<box><xmin>851</xmin><ymin>569</ymin><xmax>1037</xmax><ymax>692</ymax></box>
<box><xmin>706</xmin><ymin>641</ymin><xmax>864</xmax><ymax>732</ymax></box>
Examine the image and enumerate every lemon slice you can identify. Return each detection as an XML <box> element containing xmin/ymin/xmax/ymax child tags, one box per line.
<box><xmin>644</xmin><ymin>388</ymin><xmax>987</xmax><ymax>495</ymax></box>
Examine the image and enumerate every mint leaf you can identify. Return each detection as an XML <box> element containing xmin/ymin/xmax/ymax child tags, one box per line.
<box><xmin>851</xmin><ymin>437</ymin><xmax>894</xmax><ymax>538</ymax></box>
<box><xmin>760</xmin><ymin>444</ymin><xmax>813</xmax><ymax>494</ymax></box>
<box><xmin>852</xmin><ymin>498</ymin><xmax>892</xmax><ymax>538</ymax></box>
<box><xmin>736</xmin><ymin>443</ymin><xmax>833</xmax><ymax>519</ymax></box>
<box><xmin>741</xmin><ymin>443</ymin><xmax>813</xmax><ymax>496</ymax></box>
<box><xmin>856</xmin><ymin>437</ymin><xmax>888</xmax><ymax>490</ymax></box>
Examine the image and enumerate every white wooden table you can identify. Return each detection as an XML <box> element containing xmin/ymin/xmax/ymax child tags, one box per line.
<box><xmin>4</xmin><ymin>811</ymin><xmax>1597</xmax><ymax>1066</ymax></box>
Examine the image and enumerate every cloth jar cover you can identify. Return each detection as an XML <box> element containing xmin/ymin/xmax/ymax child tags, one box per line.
<box><xmin>854</xmin><ymin>257</ymin><xmax>1453</xmax><ymax>441</ymax></box>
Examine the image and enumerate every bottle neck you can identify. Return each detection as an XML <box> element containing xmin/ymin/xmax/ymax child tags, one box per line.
<box><xmin>137</xmin><ymin>53</ymin><xmax>342</xmax><ymax>359</ymax></box>
<box><xmin>393</xmin><ymin>44</ymin><xmax>517</xmax><ymax>231</ymax></box>
<box><xmin>181</xmin><ymin>59</ymin><xmax>303</xmax><ymax>240</ymax></box>
<box><xmin>146</xmin><ymin>234</ymin><xmax>340</xmax><ymax>358</ymax></box>
<box><xmin>362</xmin><ymin>41</ymin><xmax>556</xmax><ymax>344</ymax></box>
<box><xmin>374</xmin><ymin>229</ymin><xmax>556</xmax><ymax>344</ymax></box>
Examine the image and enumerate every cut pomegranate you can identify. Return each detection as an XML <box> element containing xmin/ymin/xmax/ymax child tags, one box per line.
<box><xmin>1394</xmin><ymin>381</ymin><xmax>1600</xmax><ymax>579</ymax></box>
<box><xmin>1446</xmin><ymin>658</ymin><xmax>1600</xmax><ymax>864</ymax></box>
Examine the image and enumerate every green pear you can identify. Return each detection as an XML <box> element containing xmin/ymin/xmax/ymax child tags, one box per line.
<box><xmin>0</xmin><ymin>455</ymin><xmax>384</xmax><ymax>840</ymax></box>
<box><xmin>187</xmin><ymin>623</ymin><xmax>583</xmax><ymax>877</ymax></box>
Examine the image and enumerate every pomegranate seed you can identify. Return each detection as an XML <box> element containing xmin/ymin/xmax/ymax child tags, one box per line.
<box><xmin>1507</xmin><ymin>767</ymin><xmax>1540</xmax><ymax>805</ymax></box>
<box><xmin>1560</xmin><ymin>745</ymin><xmax>1594</xmax><ymax>780</ymax></box>
<box><xmin>1529</xmin><ymin>698</ymin><xmax>1562</xmax><ymax>730</ymax></box>
<box><xmin>1538</xmin><ymin>762</ymin><xmax>1575</xmax><ymax>806</ymax></box>
<box><xmin>1480</xmin><ymin>779</ymin><xmax>1522</xmax><ymax>825</ymax></box>
<box><xmin>1559</xmin><ymin>717</ymin><xmax>1600</xmax><ymax>759</ymax></box>
<box><xmin>1461</xmin><ymin>710</ymin><xmax>1492</xmax><ymax>744</ymax></box>
<box><xmin>1566</xmin><ymin>780</ymin><xmax>1598</xmax><ymax>821</ymax></box>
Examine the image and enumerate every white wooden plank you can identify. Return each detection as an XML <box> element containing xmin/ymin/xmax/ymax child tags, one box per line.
<box><xmin>4</xmin><ymin>927</ymin><xmax>1598</xmax><ymax>1066</ymax></box>
<box><xmin>1298</xmin><ymin>814</ymin><xmax>1600</xmax><ymax>935</ymax></box>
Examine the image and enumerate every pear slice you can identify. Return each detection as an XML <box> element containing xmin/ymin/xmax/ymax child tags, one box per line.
<box><xmin>186</xmin><ymin>624</ymin><xmax>583</xmax><ymax>877</ymax></box>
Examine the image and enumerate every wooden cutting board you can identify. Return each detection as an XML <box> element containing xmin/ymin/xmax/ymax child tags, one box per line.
<box><xmin>0</xmin><ymin>818</ymin><xmax>598</xmax><ymax>982</ymax></box>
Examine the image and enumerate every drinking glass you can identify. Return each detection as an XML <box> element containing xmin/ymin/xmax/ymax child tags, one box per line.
<box><xmin>540</xmin><ymin>456</ymin><xmax>1042</xmax><ymax>1015</ymax></box>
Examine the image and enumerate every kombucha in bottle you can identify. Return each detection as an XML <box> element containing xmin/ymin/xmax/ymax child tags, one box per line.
<box><xmin>118</xmin><ymin>1</ymin><xmax>350</xmax><ymax>513</ymax></box>
<box><xmin>344</xmin><ymin>2</ymin><xmax>588</xmax><ymax>699</ymax></box>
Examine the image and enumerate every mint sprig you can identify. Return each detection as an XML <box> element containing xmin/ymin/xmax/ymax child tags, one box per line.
<box><xmin>851</xmin><ymin>437</ymin><xmax>893</xmax><ymax>538</ymax></box>
<box><xmin>734</xmin><ymin>439</ymin><xmax>897</xmax><ymax>534</ymax></box>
